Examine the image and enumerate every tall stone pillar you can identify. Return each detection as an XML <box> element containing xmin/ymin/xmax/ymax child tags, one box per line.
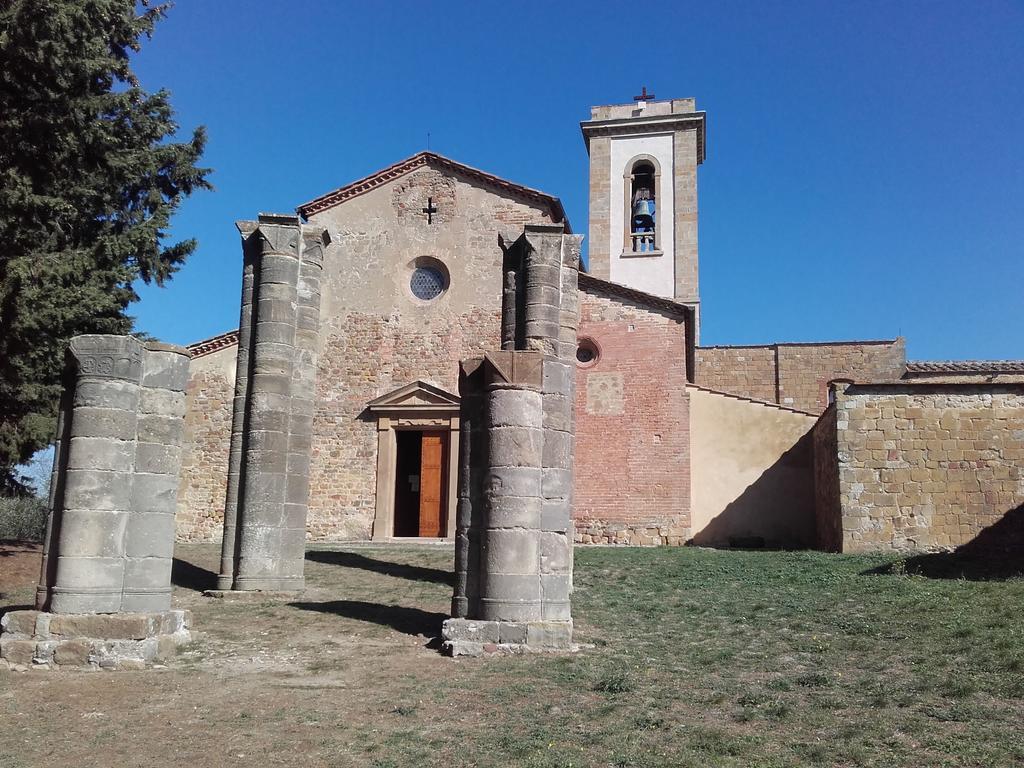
<box><xmin>451</xmin><ymin>360</ymin><xmax>486</xmax><ymax>619</ymax></box>
<box><xmin>443</xmin><ymin>223</ymin><xmax>582</xmax><ymax>655</ymax></box>
<box><xmin>6</xmin><ymin>335</ymin><xmax>192</xmax><ymax>670</ymax></box>
<box><xmin>124</xmin><ymin>343</ymin><xmax>190</xmax><ymax>612</ymax></box>
<box><xmin>49</xmin><ymin>335</ymin><xmax>145</xmax><ymax>614</ymax></box>
<box><xmin>217</xmin><ymin>214</ymin><xmax>328</xmax><ymax>592</ymax></box>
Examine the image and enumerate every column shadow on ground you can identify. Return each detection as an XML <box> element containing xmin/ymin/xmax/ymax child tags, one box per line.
<box><xmin>305</xmin><ymin>550</ymin><xmax>454</xmax><ymax>586</ymax></box>
<box><xmin>289</xmin><ymin>599</ymin><xmax>447</xmax><ymax>639</ymax></box>
<box><xmin>171</xmin><ymin>557</ymin><xmax>218</xmax><ymax>592</ymax></box>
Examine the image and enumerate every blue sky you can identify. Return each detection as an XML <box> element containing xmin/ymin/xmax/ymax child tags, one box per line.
<box><xmin>131</xmin><ymin>0</ymin><xmax>1023</xmax><ymax>360</ymax></box>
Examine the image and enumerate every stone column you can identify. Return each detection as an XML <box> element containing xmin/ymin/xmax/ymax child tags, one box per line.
<box><xmin>442</xmin><ymin>224</ymin><xmax>581</xmax><ymax>655</ymax></box>
<box><xmin>478</xmin><ymin>351</ymin><xmax>545</xmax><ymax>623</ymax></box>
<box><xmin>216</xmin><ymin>226</ymin><xmax>259</xmax><ymax>590</ymax></box>
<box><xmin>49</xmin><ymin>335</ymin><xmax>145</xmax><ymax>614</ymax></box>
<box><xmin>534</xmin><ymin>229</ymin><xmax>582</xmax><ymax>624</ymax></box>
<box><xmin>6</xmin><ymin>334</ymin><xmax>193</xmax><ymax>670</ymax></box>
<box><xmin>451</xmin><ymin>359</ymin><xmax>486</xmax><ymax>619</ymax></box>
<box><xmin>219</xmin><ymin>214</ymin><xmax>329</xmax><ymax>592</ymax></box>
<box><xmin>123</xmin><ymin>343</ymin><xmax>190</xmax><ymax>612</ymax></box>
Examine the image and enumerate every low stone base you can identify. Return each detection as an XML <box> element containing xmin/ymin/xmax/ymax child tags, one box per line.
<box><xmin>0</xmin><ymin>610</ymin><xmax>191</xmax><ymax>671</ymax></box>
<box><xmin>441</xmin><ymin>618</ymin><xmax>573</xmax><ymax>657</ymax></box>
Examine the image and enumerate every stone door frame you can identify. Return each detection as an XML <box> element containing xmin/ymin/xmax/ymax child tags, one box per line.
<box><xmin>367</xmin><ymin>381</ymin><xmax>460</xmax><ymax>541</ymax></box>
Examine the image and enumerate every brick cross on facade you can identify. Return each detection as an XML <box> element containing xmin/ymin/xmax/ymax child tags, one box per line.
<box><xmin>422</xmin><ymin>197</ymin><xmax>438</xmax><ymax>224</ymax></box>
<box><xmin>633</xmin><ymin>86</ymin><xmax>655</xmax><ymax>102</ymax></box>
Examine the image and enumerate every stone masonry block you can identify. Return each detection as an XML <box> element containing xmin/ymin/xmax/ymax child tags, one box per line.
<box><xmin>53</xmin><ymin>509</ymin><xmax>128</xmax><ymax>558</ymax></box>
<box><xmin>131</xmin><ymin>472</ymin><xmax>180</xmax><ymax>515</ymax></box>
<box><xmin>73</xmin><ymin>379</ymin><xmax>138</xmax><ymax>411</ymax></box>
<box><xmin>136</xmin><ymin>413</ymin><xmax>182</xmax><ymax>445</ymax></box>
<box><xmin>526</xmin><ymin>620</ymin><xmax>572</xmax><ymax>650</ymax></box>
<box><xmin>484</xmin><ymin>529</ymin><xmax>538</xmax><ymax>573</ymax></box>
<box><xmin>0</xmin><ymin>611</ymin><xmax>39</xmax><ymax>637</ymax></box>
<box><xmin>489</xmin><ymin>426</ymin><xmax>543</xmax><ymax>467</ymax></box>
<box><xmin>484</xmin><ymin>466</ymin><xmax>542</xmax><ymax>499</ymax></box>
<box><xmin>53</xmin><ymin>640</ymin><xmax>91</xmax><ymax>666</ymax></box>
<box><xmin>63</xmin><ymin>469</ymin><xmax>133</xmax><ymax>511</ymax></box>
<box><xmin>1</xmin><ymin>638</ymin><xmax>36</xmax><ymax>666</ymax></box>
<box><xmin>139</xmin><ymin>387</ymin><xmax>187</xmax><ymax>418</ymax></box>
<box><xmin>487</xmin><ymin>388</ymin><xmax>543</xmax><ymax>429</ymax></box>
<box><xmin>68</xmin><ymin>407</ymin><xmax>137</xmax><ymax>440</ymax></box>
<box><xmin>498</xmin><ymin>622</ymin><xmax>529</xmax><ymax>644</ymax></box>
<box><xmin>134</xmin><ymin>442</ymin><xmax>182</xmax><ymax>475</ymax></box>
<box><xmin>486</xmin><ymin>495</ymin><xmax>542</xmax><ymax>529</ymax></box>
<box><xmin>141</xmin><ymin>346</ymin><xmax>189</xmax><ymax>391</ymax></box>
<box><xmin>125</xmin><ymin>513</ymin><xmax>176</xmax><ymax>558</ymax></box>
<box><xmin>49</xmin><ymin>613</ymin><xmax>153</xmax><ymax>640</ymax></box>
<box><xmin>441</xmin><ymin>618</ymin><xmax>499</xmax><ymax>644</ymax></box>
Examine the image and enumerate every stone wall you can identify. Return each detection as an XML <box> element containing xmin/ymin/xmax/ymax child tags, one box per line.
<box><xmin>176</xmin><ymin>344</ymin><xmax>234</xmax><ymax>541</ymax></box>
<box><xmin>822</xmin><ymin>382</ymin><xmax>1024</xmax><ymax>552</ymax></box>
<box><xmin>574</xmin><ymin>288</ymin><xmax>690</xmax><ymax>544</ymax></box>
<box><xmin>811</xmin><ymin>404</ymin><xmax>841</xmax><ymax>552</ymax></box>
<box><xmin>695</xmin><ymin>345</ymin><xmax>776</xmax><ymax>404</ymax></box>
<box><xmin>695</xmin><ymin>339</ymin><xmax>907</xmax><ymax>413</ymax></box>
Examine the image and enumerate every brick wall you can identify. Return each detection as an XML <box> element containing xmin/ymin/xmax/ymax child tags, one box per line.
<box><xmin>695</xmin><ymin>339</ymin><xmax>907</xmax><ymax>413</ymax></box>
<box><xmin>574</xmin><ymin>289</ymin><xmax>690</xmax><ymax>544</ymax></box>
<box><xmin>176</xmin><ymin>347</ymin><xmax>235</xmax><ymax>541</ymax></box>
<box><xmin>824</xmin><ymin>382</ymin><xmax>1024</xmax><ymax>552</ymax></box>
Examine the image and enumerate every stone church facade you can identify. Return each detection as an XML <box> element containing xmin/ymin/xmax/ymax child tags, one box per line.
<box><xmin>176</xmin><ymin>95</ymin><xmax>1024</xmax><ymax>553</ymax></box>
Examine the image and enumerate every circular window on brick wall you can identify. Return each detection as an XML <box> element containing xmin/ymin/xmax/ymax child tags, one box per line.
<box><xmin>576</xmin><ymin>338</ymin><xmax>600</xmax><ymax>367</ymax></box>
<box><xmin>407</xmin><ymin>256</ymin><xmax>450</xmax><ymax>303</ymax></box>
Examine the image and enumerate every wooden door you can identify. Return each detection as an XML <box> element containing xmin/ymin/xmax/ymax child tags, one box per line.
<box><xmin>418</xmin><ymin>431</ymin><xmax>446</xmax><ymax>537</ymax></box>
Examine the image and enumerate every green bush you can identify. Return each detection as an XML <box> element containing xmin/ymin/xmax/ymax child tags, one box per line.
<box><xmin>0</xmin><ymin>496</ymin><xmax>48</xmax><ymax>541</ymax></box>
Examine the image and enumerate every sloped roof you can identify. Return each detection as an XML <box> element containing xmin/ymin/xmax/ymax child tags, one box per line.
<box><xmin>905</xmin><ymin>360</ymin><xmax>1024</xmax><ymax>374</ymax></box>
<box><xmin>578</xmin><ymin>273</ymin><xmax>694</xmax><ymax>320</ymax></box>
<box><xmin>297</xmin><ymin>151</ymin><xmax>569</xmax><ymax>229</ymax></box>
<box><xmin>685</xmin><ymin>383</ymin><xmax>818</xmax><ymax>417</ymax></box>
<box><xmin>187</xmin><ymin>329</ymin><xmax>239</xmax><ymax>358</ymax></box>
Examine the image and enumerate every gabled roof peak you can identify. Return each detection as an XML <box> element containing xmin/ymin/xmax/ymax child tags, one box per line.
<box><xmin>297</xmin><ymin>151</ymin><xmax>569</xmax><ymax>229</ymax></box>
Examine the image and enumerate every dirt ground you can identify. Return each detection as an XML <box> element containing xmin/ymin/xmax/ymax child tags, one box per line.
<box><xmin>1</xmin><ymin>541</ymin><xmax>488</xmax><ymax>768</ymax></box>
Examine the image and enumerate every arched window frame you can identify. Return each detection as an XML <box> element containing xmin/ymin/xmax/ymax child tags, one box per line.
<box><xmin>622</xmin><ymin>154</ymin><xmax>662</xmax><ymax>255</ymax></box>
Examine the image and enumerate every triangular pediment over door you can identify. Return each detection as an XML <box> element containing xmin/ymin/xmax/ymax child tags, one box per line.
<box><xmin>367</xmin><ymin>380</ymin><xmax>460</xmax><ymax>415</ymax></box>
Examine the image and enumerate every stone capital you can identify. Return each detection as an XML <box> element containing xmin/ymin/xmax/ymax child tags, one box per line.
<box><xmin>483</xmin><ymin>351</ymin><xmax>544</xmax><ymax>390</ymax></box>
<box><xmin>68</xmin><ymin>335</ymin><xmax>144</xmax><ymax>383</ymax></box>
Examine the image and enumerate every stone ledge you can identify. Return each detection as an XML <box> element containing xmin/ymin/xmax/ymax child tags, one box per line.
<box><xmin>441</xmin><ymin>618</ymin><xmax>574</xmax><ymax>657</ymax></box>
<box><xmin>0</xmin><ymin>610</ymin><xmax>191</xmax><ymax>671</ymax></box>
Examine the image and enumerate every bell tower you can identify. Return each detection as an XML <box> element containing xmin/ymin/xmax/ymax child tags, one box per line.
<box><xmin>581</xmin><ymin>91</ymin><xmax>705</xmax><ymax>315</ymax></box>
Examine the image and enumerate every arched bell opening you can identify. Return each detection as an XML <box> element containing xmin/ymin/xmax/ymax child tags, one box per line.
<box><xmin>622</xmin><ymin>155</ymin><xmax>662</xmax><ymax>255</ymax></box>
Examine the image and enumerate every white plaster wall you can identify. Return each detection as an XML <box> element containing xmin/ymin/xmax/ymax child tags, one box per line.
<box><xmin>608</xmin><ymin>133</ymin><xmax>674</xmax><ymax>298</ymax></box>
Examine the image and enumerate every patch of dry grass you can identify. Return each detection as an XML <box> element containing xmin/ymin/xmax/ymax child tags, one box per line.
<box><xmin>1</xmin><ymin>543</ymin><xmax>1022</xmax><ymax>767</ymax></box>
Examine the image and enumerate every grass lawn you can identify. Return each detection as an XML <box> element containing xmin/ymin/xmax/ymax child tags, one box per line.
<box><xmin>1</xmin><ymin>543</ymin><xmax>1022</xmax><ymax>767</ymax></box>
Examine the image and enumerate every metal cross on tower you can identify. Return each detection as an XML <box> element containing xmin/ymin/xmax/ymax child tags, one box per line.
<box><xmin>633</xmin><ymin>86</ymin><xmax>656</xmax><ymax>102</ymax></box>
<box><xmin>422</xmin><ymin>197</ymin><xmax>438</xmax><ymax>224</ymax></box>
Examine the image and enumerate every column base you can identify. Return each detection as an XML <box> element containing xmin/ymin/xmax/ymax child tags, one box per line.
<box><xmin>441</xmin><ymin>617</ymin><xmax>573</xmax><ymax>656</ymax></box>
<box><xmin>0</xmin><ymin>610</ymin><xmax>191</xmax><ymax>671</ymax></box>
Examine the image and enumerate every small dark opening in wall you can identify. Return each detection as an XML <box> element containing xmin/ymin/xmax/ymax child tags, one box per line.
<box><xmin>576</xmin><ymin>338</ymin><xmax>599</xmax><ymax>366</ymax></box>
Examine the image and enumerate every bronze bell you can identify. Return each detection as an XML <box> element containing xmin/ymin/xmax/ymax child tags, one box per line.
<box><xmin>632</xmin><ymin>189</ymin><xmax>655</xmax><ymax>231</ymax></box>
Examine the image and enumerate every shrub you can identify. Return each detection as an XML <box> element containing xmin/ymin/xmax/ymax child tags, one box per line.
<box><xmin>0</xmin><ymin>495</ymin><xmax>48</xmax><ymax>542</ymax></box>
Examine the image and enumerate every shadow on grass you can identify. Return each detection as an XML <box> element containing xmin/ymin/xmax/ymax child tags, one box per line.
<box><xmin>171</xmin><ymin>557</ymin><xmax>218</xmax><ymax>592</ymax></box>
<box><xmin>305</xmin><ymin>550</ymin><xmax>454</xmax><ymax>586</ymax></box>
<box><xmin>289</xmin><ymin>599</ymin><xmax>446</xmax><ymax>639</ymax></box>
<box><xmin>862</xmin><ymin>504</ymin><xmax>1024</xmax><ymax>581</ymax></box>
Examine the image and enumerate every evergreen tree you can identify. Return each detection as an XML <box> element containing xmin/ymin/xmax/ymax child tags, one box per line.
<box><xmin>0</xmin><ymin>0</ymin><xmax>210</xmax><ymax>490</ymax></box>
